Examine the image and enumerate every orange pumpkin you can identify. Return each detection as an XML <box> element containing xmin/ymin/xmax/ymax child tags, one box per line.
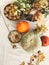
<box><xmin>16</xmin><ymin>20</ymin><xmax>30</xmax><ymax>33</ymax></box>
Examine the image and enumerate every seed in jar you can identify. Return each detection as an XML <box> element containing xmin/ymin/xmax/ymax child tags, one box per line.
<box><xmin>4</xmin><ymin>10</ymin><xmax>7</xmax><ymax>14</ymax></box>
<box><xmin>12</xmin><ymin>11</ymin><xmax>14</xmax><ymax>15</ymax></box>
<box><xmin>8</xmin><ymin>16</ymin><xmax>12</xmax><ymax>20</ymax></box>
<box><xmin>13</xmin><ymin>17</ymin><xmax>17</xmax><ymax>20</ymax></box>
<box><xmin>5</xmin><ymin>14</ymin><xmax>9</xmax><ymax>17</ymax></box>
<box><xmin>16</xmin><ymin>16</ymin><xmax>20</xmax><ymax>19</ymax></box>
<box><xmin>11</xmin><ymin>8</ymin><xmax>15</xmax><ymax>13</ymax></box>
<box><xmin>4</xmin><ymin>3</ymin><xmax>22</xmax><ymax>21</ymax></box>
<box><xmin>10</xmin><ymin>3</ymin><xmax>14</xmax><ymax>7</ymax></box>
<box><xmin>8</xmin><ymin>30</ymin><xmax>21</xmax><ymax>43</ymax></box>
<box><xmin>8</xmin><ymin>6</ymin><xmax>11</xmax><ymax>10</ymax></box>
<box><xmin>9</xmin><ymin>10</ymin><xmax>12</xmax><ymax>13</ymax></box>
<box><xmin>5</xmin><ymin>7</ymin><xmax>9</xmax><ymax>12</ymax></box>
<box><xmin>9</xmin><ymin>12</ymin><xmax>14</xmax><ymax>17</ymax></box>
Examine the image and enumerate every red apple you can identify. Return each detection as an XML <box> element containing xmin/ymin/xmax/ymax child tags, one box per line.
<box><xmin>41</xmin><ymin>36</ymin><xmax>49</xmax><ymax>46</ymax></box>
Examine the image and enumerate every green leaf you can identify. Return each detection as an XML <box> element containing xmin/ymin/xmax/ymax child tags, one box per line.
<box><xmin>29</xmin><ymin>0</ymin><xmax>35</xmax><ymax>2</ymax></box>
<box><xmin>22</xmin><ymin>0</ymin><xmax>29</xmax><ymax>3</ymax></box>
<box><xmin>13</xmin><ymin>1</ymin><xmax>20</xmax><ymax>8</ymax></box>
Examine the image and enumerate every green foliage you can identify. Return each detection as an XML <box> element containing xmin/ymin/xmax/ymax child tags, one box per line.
<box><xmin>13</xmin><ymin>1</ymin><xmax>20</xmax><ymax>8</ymax></box>
<box><xmin>22</xmin><ymin>0</ymin><xmax>29</xmax><ymax>3</ymax></box>
<box><xmin>13</xmin><ymin>0</ymin><xmax>35</xmax><ymax>3</ymax></box>
<box><xmin>41</xmin><ymin>8</ymin><xmax>49</xmax><ymax>17</ymax></box>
